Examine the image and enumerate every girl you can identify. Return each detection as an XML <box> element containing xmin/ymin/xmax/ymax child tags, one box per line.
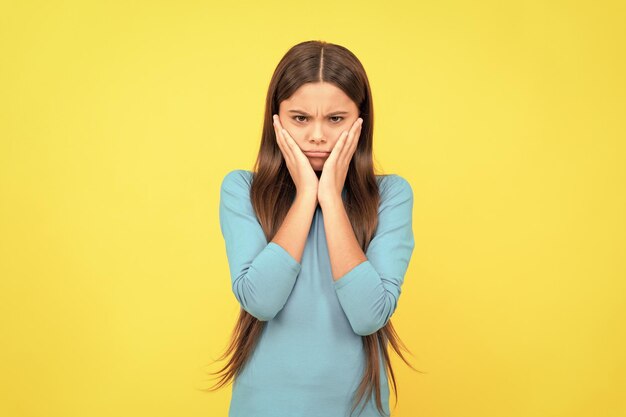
<box><xmin>208</xmin><ymin>40</ymin><xmax>418</xmax><ymax>417</ymax></box>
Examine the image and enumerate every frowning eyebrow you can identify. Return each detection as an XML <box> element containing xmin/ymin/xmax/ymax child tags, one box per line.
<box><xmin>288</xmin><ymin>109</ymin><xmax>349</xmax><ymax>116</ymax></box>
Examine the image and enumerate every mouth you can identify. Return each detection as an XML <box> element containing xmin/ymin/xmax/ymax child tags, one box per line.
<box><xmin>304</xmin><ymin>151</ymin><xmax>330</xmax><ymax>157</ymax></box>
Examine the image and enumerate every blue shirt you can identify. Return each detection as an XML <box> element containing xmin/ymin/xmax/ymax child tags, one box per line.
<box><xmin>219</xmin><ymin>169</ymin><xmax>415</xmax><ymax>417</ymax></box>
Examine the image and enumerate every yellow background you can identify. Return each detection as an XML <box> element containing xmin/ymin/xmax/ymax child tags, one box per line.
<box><xmin>1</xmin><ymin>0</ymin><xmax>624</xmax><ymax>416</ymax></box>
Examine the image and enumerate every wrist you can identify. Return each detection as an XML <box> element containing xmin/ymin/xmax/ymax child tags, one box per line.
<box><xmin>295</xmin><ymin>190</ymin><xmax>318</xmax><ymax>206</ymax></box>
<box><xmin>319</xmin><ymin>193</ymin><xmax>343</xmax><ymax>210</ymax></box>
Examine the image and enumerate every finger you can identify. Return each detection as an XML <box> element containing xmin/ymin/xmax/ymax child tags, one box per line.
<box><xmin>343</xmin><ymin>119</ymin><xmax>363</xmax><ymax>164</ymax></box>
<box><xmin>280</xmin><ymin>127</ymin><xmax>303</xmax><ymax>156</ymax></box>
<box><xmin>273</xmin><ymin>118</ymin><xmax>286</xmax><ymax>153</ymax></box>
<box><xmin>273</xmin><ymin>114</ymin><xmax>292</xmax><ymax>156</ymax></box>
<box><xmin>339</xmin><ymin>118</ymin><xmax>362</xmax><ymax>165</ymax></box>
<box><xmin>273</xmin><ymin>114</ymin><xmax>287</xmax><ymax>136</ymax></box>
<box><xmin>273</xmin><ymin>117</ymin><xmax>293</xmax><ymax>165</ymax></box>
<box><xmin>326</xmin><ymin>130</ymin><xmax>349</xmax><ymax>166</ymax></box>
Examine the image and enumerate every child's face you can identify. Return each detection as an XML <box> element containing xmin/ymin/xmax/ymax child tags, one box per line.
<box><xmin>278</xmin><ymin>82</ymin><xmax>360</xmax><ymax>171</ymax></box>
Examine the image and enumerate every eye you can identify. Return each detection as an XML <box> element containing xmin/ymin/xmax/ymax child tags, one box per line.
<box><xmin>293</xmin><ymin>115</ymin><xmax>344</xmax><ymax>123</ymax></box>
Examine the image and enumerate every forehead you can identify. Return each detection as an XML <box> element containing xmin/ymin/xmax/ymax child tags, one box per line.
<box><xmin>282</xmin><ymin>82</ymin><xmax>356</xmax><ymax>110</ymax></box>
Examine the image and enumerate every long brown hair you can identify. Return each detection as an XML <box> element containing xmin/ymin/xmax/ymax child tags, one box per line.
<box><xmin>203</xmin><ymin>40</ymin><xmax>425</xmax><ymax>417</ymax></box>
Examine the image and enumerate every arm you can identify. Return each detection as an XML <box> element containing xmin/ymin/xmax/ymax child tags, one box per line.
<box><xmin>219</xmin><ymin>170</ymin><xmax>316</xmax><ymax>321</ymax></box>
<box><xmin>321</xmin><ymin>175</ymin><xmax>415</xmax><ymax>336</ymax></box>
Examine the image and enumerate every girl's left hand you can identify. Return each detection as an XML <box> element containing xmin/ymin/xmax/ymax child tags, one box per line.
<box><xmin>318</xmin><ymin>117</ymin><xmax>363</xmax><ymax>206</ymax></box>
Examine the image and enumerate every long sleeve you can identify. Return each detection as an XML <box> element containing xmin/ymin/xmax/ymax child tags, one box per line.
<box><xmin>219</xmin><ymin>169</ymin><xmax>302</xmax><ymax>321</ymax></box>
<box><xmin>332</xmin><ymin>175</ymin><xmax>415</xmax><ymax>336</ymax></box>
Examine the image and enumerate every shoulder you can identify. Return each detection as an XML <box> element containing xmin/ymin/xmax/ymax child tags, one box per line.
<box><xmin>376</xmin><ymin>173</ymin><xmax>413</xmax><ymax>201</ymax></box>
<box><xmin>220</xmin><ymin>169</ymin><xmax>254</xmax><ymax>193</ymax></box>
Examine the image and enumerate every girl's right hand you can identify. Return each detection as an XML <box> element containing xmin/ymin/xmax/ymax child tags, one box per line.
<box><xmin>273</xmin><ymin>114</ymin><xmax>319</xmax><ymax>198</ymax></box>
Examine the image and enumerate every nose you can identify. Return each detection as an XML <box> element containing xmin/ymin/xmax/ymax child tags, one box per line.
<box><xmin>309</xmin><ymin>122</ymin><xmax>326</xmax><ymax>143</ymax></box>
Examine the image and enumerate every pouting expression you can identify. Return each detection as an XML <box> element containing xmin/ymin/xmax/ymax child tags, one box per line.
<box><xmin>278</xmin><ymin>82</ymin><xmax>360</xmax><ymax>171</ymax></box>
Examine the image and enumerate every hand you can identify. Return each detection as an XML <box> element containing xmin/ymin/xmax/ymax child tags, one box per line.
<box><xmin>273</xmin><ymin>114</ymin><xmax>319</xmax><ymax>197</ymax></box>
<box><xmin>318</xmin><ymin>117</ymin><xmax>363</xmax><ymax>206</ymax></box>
